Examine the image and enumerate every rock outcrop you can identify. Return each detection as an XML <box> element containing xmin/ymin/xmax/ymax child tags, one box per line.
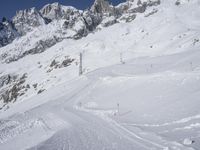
<box><xmin>0</xmin><ymin>74</ymin><xmax>29</xmax><ymax>104</ymax></box>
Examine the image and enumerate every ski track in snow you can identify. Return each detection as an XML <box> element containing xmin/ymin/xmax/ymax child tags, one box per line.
<box><xmin>0</xmin><ymin>75</ymin><xmax>192</xmax><ymax>150</ymax></box>
<box><xmin>0</xmin><ymin>64</ymin><xmax>198</xmax><ymax>150</ymax></box>
<box><xmin>121</xmin><ymin>114</ymin><xmax>200</xmax><ymax>127</ymax></box>
<box><xmin>75</xmin><ymin>104</ymin><xmax>193</xmax><ymax>150</ymax></box>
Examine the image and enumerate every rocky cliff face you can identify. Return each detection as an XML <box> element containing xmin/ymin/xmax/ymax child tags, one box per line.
<box><xmin>12</xmin><ymin>7</ymin><xmax>46</xmax><ymax>35</ymax></box>
<box><xmin>0</xmin><ymin>19</ymin><xmax>19</xmax><ymax>47</ymax></box>
<box><xmin>91</xmin><ymin>0</ymin><xmax>114</xmax><ymax>14</ymax></box>
<box><xmin>40</xmin><ymin>2</ymin><xmax>80</xmax><ymax>21</ymax></box>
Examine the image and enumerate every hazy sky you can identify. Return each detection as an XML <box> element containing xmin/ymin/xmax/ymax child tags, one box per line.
<box><xmin>0</xmin><ymin>0</ymin><xmax>125</xmax><ymax>20</ymax></box>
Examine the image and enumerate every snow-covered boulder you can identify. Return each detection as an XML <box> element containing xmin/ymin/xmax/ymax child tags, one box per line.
<box><xmin>183</xmin><ymin>138</ymin><xmax>195</xmax><ymax>145</ymax></box>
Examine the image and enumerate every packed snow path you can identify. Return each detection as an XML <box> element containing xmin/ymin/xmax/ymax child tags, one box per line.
<box><xmin>0</xmin><ymin>58</ymin><xmax>198</xmax><ymax>150</ymax></box>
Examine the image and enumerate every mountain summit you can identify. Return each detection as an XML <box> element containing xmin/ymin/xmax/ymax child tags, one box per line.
<box><xmin>91</xmin><ymin>0</ymin><xmax>113</xmax><ymax>14</ymax></box>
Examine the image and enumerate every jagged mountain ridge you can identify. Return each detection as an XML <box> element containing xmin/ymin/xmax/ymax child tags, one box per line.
<box><xmin>0</xmin><ymin>0</ymin><xmax>160</xmax><ymax>57</ymax></box>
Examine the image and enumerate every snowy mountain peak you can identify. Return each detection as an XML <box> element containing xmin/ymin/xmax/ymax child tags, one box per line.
<box><xmin>40</xmin><ymin>2</ymin><xmax>79</xmax><ymax>20</ymax></box>
<box><xmin>40</xmin><ymin>2</ymin><xmax>66</xmax><ymax>20</ymax></box>
<box><xmin>13</xmin><ymin>7</ymin><xmax>46</xmax><ymax>35</ymax></box>
<box><xmin>91</xmin><ymin>0</ymin><xmax>114</xmax><ymax>14</ymax></box>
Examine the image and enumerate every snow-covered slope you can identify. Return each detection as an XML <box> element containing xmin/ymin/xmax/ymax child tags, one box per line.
<box><xmin>0</xmin><ymin>0</ymin><xmax>200</xmax><ymax>149</ymax></box>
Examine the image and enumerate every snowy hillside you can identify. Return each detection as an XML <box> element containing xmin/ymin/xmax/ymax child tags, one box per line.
<box><xmin>0</xmin><ymin>0</ymin><xmax>200</xmax><ymax>149</ymax></box>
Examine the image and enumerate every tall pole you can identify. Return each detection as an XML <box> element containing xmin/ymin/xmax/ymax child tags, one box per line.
<box><xmin>117</xmin><ymin>103</ymin><xmax>120</xmax><ymax>115</ymax></box>
<box><xmin>79</xmin><ymin>52</ymin><xmax>83</xmax><ymax>76</ymax></box>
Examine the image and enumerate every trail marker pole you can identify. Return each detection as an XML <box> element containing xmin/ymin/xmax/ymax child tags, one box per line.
<box><xmin>79</xmin><ymin>52</ymin><xmax>83</xmax><ymax>76</ymax></box>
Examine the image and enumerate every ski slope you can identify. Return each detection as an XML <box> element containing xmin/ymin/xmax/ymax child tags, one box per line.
<box><xmin>0</xmin><ymin>0</ymin><xmax>200</xmax><ymax>149</ymax></box>
<box><xmin>0</xmin><ymin>52</ymin><xmax>200</xmax><ymax>149</ymax></box>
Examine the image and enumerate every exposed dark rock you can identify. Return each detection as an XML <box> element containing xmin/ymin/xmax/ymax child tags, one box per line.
<box><xmin>23</xmin><ymin>37</ymin><xmax>61</xmax><ymax>55</ymax></box>
<box><xmin>0</xmin><ymin>20</ymin><xmax>19</xmax><ymax>47</ymax></box>
<box><xmin>193</xmin><ymin>38</ymin><xmax>199</xmax><ymax>45</ymax></box>
<box><xmin>147</xmin><ymin>0</ymin><xmax>161</xmax><ymax>7</ymax></box>
<box><xmin>37</xmin><ymin>89</ymin><xmax>45</xmax><ymax>94</ymax></box>
<box><xmin>0</xmin><ymin>73</ymin><xmax>28</xmax><ymax>103</ymax></box>
<box><xmin>101</xmin><ymin>17</ymin><xmax>118</xmax><ymax>27</ymax></box>
<box><xmin>145</xmin><ymin>9</ymin><xmax>158</xmax><ymax>17</ymax></box>
<box><xmin>33</xmin><ymin>83</ymin><xmax>38</xmax><ymax>89</ymax></box>
<box><xmin>130</xmin><ymin>5</ymin><xmax>146</xmax><ymax>13</ymax></box>
<box><xmin>119</xmin><ymin>14</ymin><xmax>136</xmax><ymax>23</ymax></box>
<box><xmin>175</xmin><ymin>1</ymin><xmax>181</xmax><ymax>6</ymax></box>
<box><xmin>50</xmin><ymin>60</ymin><xmax>59</xmax><ymax>68</ymax></box>
<box><xmin>82</xmin><ymin>11</ymin><xmax>102</xmax><ymax>31</ymax></box>
<box><xmin>4</xmin><ymin>36</ymin><xmax>62</xmax><ymax>63</ymax></box>
<box><xmin>61</xmin><ymin>58</ymin><xmax>75</xmax><ymax>67</ymax></box>
<box><xmin>0</xmin><ymin>74</ymin><xmax>17</xmax><ymax>88</ymax></box>
<box><xmin>48</xmin><ymin>57</ymin><xmax>75</xmax><ymax>72</ymax></box>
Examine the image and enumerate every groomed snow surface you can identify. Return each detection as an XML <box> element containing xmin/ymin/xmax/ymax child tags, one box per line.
<box><xmin>0</xmin><ymin>0</ymin><xmax>200</xmax><ymax>150</ymax></box>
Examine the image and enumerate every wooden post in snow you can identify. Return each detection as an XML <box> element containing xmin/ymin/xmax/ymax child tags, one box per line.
<box><xmin>79</xmin><ymin>52</ymin><xmax>83</xmax><ymax>76</ymax></box>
